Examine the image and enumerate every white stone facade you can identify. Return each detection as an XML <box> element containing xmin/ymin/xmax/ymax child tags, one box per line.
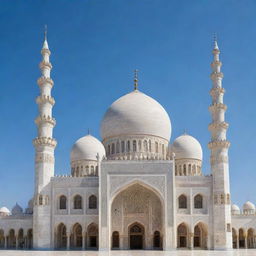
<box><xmin>1</xmin><ymin>35</ymin><xmax>255</xmax><ymax>252</ymax></box>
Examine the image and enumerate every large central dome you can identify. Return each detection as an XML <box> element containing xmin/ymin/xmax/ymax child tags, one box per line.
<box><xmin>100</xmin><ymin>90</ymin><xmax>171</xmax><ymax>141</ymax></box>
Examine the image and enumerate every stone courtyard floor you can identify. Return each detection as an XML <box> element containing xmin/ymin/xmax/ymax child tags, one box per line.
<box><xmin>0</xmin><ymin>250</ymin><xmax>256</xmax><ymax>256</ymax></box>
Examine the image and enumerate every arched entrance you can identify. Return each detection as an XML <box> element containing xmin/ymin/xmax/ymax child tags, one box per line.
<box><xmin>112</xmin><ymin>231</ymin><xmax>119</xmax><ymax>249</ymax></box>
<box><xmin>0</xmin><ymin>230</ymin><xmax>4</xmax><ymax>248</ymax></box>
<box><xmin>111</xmin><ymin>182</ymin><xmax>163</xmax><ymax>250</ymax></box>
<box><xmin>17</xmin><ymin>229</ymin><xmax>24</xmax><ymax>249</ymax></box>
<box><xmin>177</xmin><ymin>223</ymin><xmax>188</xmax><ymax>248</ymax></box>
<box><xmin>56</xmin><ymin>223</ymin><xmax>67</xmax><ymax>249</ymax></box>
<box><xmin>232</xmin><ymin>228</ymin><xmax>237</xmax><ymax>248</ymax></box>
<box><xmin>72</xmin><ymin>223</ymin><xmax>82</xmax><ymax>249</ymax></box>
<box><xmin>239</xmin><ymin>228</ymin><xmax>245</xmax><ymax>248</ymax></box>
<box><xmin>193</xmin><ymin>223</ymin><xmax>208</xmax><ymax>249</ymax></box>
<box><xmin>129</xmin><ymin>223</ymin><xmax>144</xmax><ymax>250</ymax></box>
<box><xmin>247</xmin><ymin>228</ymin><xmax>255</xmax><ymax>248</ymax></box>
<box><xmin>87</xmin><ymin>223</ymin><xmax>98</xmax><ymax>249</ymax></box>
<box><xmin>27</xmin><ymin>229</ymin><xmax>33</xmax><ymax>249</ymax></box>
<box><xmin>8</xmin><ymin>229</ymin><xmax>15</xmax><ymax>248</ymax></box>
<box><xmin>153</xmin><ymin>231</ymin><xmax>161</xmax><ymax>249</ymax></box>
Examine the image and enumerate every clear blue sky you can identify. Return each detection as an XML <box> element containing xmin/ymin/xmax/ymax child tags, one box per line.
<box><xmin>0</xmin><ymin>0</ymin><xmax>256</xmax><ymax>211</ymax></box>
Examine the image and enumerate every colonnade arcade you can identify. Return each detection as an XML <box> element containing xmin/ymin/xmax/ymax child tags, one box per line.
<box><xmin>177</xmin><ymin>222</ymin><xmax>208</xmax><ymax>249</ymax></box>
<box><xmin>55</xmin><ymin>223</ymin><xmax>98</xmax><ymax>249</ymax></box>
<box><xmin>111</xmin><ymin>183</ymin><xmax>163</xmax><ymax>250</ymax></box>
<box><xmin>232</xmin><ymin>228</ymin><xmax>256</xmax><ymax>249</ymax></box>
<box><xmin>0</xmin><ymin>228</ymin><xmax>33</xmax><ymax>249</ymax></box>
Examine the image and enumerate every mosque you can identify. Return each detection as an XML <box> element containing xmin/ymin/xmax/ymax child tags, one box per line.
<box><xmin>0</xmin><ymin>33</ymin><xmax>255</xmax><ymax>251</ymax></box>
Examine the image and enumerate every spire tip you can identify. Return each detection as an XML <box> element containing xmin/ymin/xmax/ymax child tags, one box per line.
<box><xmin>134</xmin><ymin>69</ymin><xmax>139</xmax><ymax>91</ymax></box>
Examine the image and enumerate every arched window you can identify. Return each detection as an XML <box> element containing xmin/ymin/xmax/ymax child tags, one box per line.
<box><xmin>127</xmin><ymin>141</ymin><xmax>130</xmax><ymax>152</ymax></box>
<box><xmin>116</xmin><ymin>141</ymin><xmax>120</xmax><ymax>153</ymax></box>
<box><xmin>112</xmin><ymin>231</ymin><xmax>119</xmax><ymax>249</ymax></box>
<box><xmin>95</xmin><ymin>166</ymin><xmax>98</xmax><ymax>176</ymax></box>
<box><xmin>74</xmin><ymin>195</ymin><xmax>82</xmax><ymax>209</ymax></box>
<box><xmin>107</xmin><ymin>145</ymin><xmax>111</xmax><ymax>155</ymax></box>
<box><xmin>144</xmin><ymin>140</ymin><xmax>148</xmax><ymax>152</ymax></box>
<box><xmin>155</xmin><ymin>142</ymin><xmax>158</xmax><ymax>153</ymax></box>
<box><xmin>91</xmin><ymin>166</ymin><xmax>94</xmax><ymax>175</ymax></box>
<box><xmin>183</xmin><ymin>164</ymin><xmax>186</xmax><ymax>175</ymax></box>
<box><xmin>194</xmin><ymin>194</ymin><xmax>203</xmax><ymax>209</ymax></box>
<box><xmin>133</xmin><ymin>140</ymin><xmax>137</xmax><ymax>152</ymax></box>
<box><xmin>89</xmin><ymin>195</ymin><xmax>97</xmax><ymax>209</ymax></box>
<box><xmin>111</xmin><ymin>143</ymin><xmax>115</xmax><ymax>154</ymax></box>
<box><xmin>59</xmin><ymin>195</ymin><xmax>67</xmax><ymax>210</ymax></box>
<box><xmin>178</xmin><ymin>195</ymin><xmax>187</xmax><ymax>209</ymax></box>
<box><xmin>39</xmin><ymin>195</ymin><xmax>43</xmax><ymax>205</ymax></box>
<box><xmin>121</xmin><ymin>141</ymin><xmax>125</xmax><ymax>153</ymax></box>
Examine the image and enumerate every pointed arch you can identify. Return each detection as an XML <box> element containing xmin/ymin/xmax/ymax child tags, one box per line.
<box><xmin>177</xmin><ymin>223</ymin><xmax>189</xmax><ymax>248</ymax></box>
<box><xmin>239</xmin><ymin>228</ymin><xmax>246</xmax><ymax>248</ymax></box>
<box><xmin>247</xmin><ymin>228</ymin><xmax>255</xmax><ymax>248</ymax></box>
<box><xmin>27</xmin><ymin>229</ymin><xmax>33</xmax><ymax>249</ymax></box>
<box><xmin>112</xmin><ymin>231</ymin><xmax>119</xmax><ymax>249</ymax></box>
<box><xmin>178</xmin><ymin>194</ymin><xmax>187</xmax><ymax>209</ymax></box>
<box><xmin>129</xmin><ymin>222</ymin><xmax>145</xmax><ymax>250</ymax></box>
<box><xmin>71</xmin><ymin>223</ymin><xmax>82</xmax><ymax>248</ymax></box>
<box><xmin>87</xmin><ymin>223</ymin><xmax>98</xmax><ymax>249</ymax></box>
<box><xmin>8</xmin><ymin>229</ymin><xmax>15</xmax><ymax>248</ymax></box>
<box><xmin>0</xmin><ymin>229</ymin><xmax>4</xmax><ymax>248</ymax></box>
<box><xmin>193</xmin><ymin>222</ymin><xmax>208</xmax><ymax>249</ymax></box>
<box><xmin>56</xmin><ymin>223</ymin><xmax>67</xmax><ymax>249</ymax></box>
<box><xmin>17</xmin><ymin>228</ymin><xmax>24</xmax><ymax>249</ymax></box>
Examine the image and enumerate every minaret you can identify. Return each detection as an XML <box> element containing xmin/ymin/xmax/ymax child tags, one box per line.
<box><xmin>208</xmin><ymin>37</ymin><xmax>232</xmax><ymax>249</ymax></box>
<box><xmin>32</xmin><ymin>27</ymin><xmax>57</xmax><ymax>249</ymax></box>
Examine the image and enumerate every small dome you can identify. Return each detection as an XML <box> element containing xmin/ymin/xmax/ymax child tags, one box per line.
<box><xmin>171</xmin><ymin>134</ymin><xmax>203</xmax><ymax>160</ymax></box>
<box><xmin>11</xmin><ymin>203</ymin><xmax>23</xmax><ymax>215</ymax></box>
<box><xmin>100</xmin><ymin>90</ymin><xmax>171</xmax><ymax>141</ymax></box>
<box><xmin>71</xmin><ymin>134</ymin><xmax>106</xmax><ymax>162</ymax></box>
<box><xmin>232</xmin><ymin>204</ymin><xmax>240</xmax><ymax>211</ymax></box>
<box><xmin>231</xmin><ymin>204</ymin><xmax>240</xmax><ymax>215</ymax></box>
<box><xmin>243</xmin><ymin>201</ymin><xmax>255</xmax><ymax>211</ymax></box>
<box><xmin>0</xmin><ymin>207</ymin><xmax>10</xmax><ymax>215</ymax></box>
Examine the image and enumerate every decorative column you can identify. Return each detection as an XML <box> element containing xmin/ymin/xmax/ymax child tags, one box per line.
<box><xmin>189</xmin><ymin>233</ymin><xmax>194</xmax><ymax>249</ymax></box>
<box><xmin>82</xmin><ymin>233</ymin><xmax>85</xmax><ymax>250</ymax></box>
<box><xmin>245</xmin><ymin>232</ymin><xmax>248</xmax><ymax>249</ymax></box>
<box><xmin>33</xmin><ymin>27</ymin><xmax>57</xmax><ymax>249</ymax></box>
<box><xmin>67</xmin><ymin>232</ymin><xmax>70</xmax><ymax>249</ymax></box>
<box><xmin>208</xmin><ymin>38</ymin><xmax>232</xmax><ymax>249</ymax></box>
<box><xmin>4</xmin><ymin>237</ymin><xmax>7</xmax><ymax>249</ymax></box>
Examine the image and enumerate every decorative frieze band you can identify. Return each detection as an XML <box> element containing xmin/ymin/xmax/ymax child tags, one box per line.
<box><xmin>208</xmin><ymin>121</ymin><xmax>229</xmax><ymax>131</ymax></box>
<box><xmin>35</xmin><ymin>152</ymin><xmax>55</xmax><ymax>163</ymax></box>
<box><xmin>35</xmin><ymin>115</ymin><xmax>56</xmax><ymax>126</ymax></box>
<box><xmin>33</xmin><ymin>137</ymin><xmax>57</xmax><ymax>147</ymax></box>
<box><xmin>211</xmin><ymin>60</ymin><xmax>222</xmax><ymax>68</ymax></box>
<box><xmin>39</xmin><ymin>61</ymin><xmax>52</xmax><ymax>70</ymax></box>
<box><xmin>214</xmin><ymin>193</ymin><xmax>231</xmax><ymax>205</ymax></box>
<box><xmin>41</xmin><ymin>48</ymin><xmax>51</xmax><ymax>56</ymax></box>
<box><xmin>36</xmin><ymin>95</ymin><xmax>55</xmax><ymax>105</ymax></box>
<box><xmin>37</xmin><ymin>76</ymin><xmax>54</xmax><ymax>87</ymax></box>
<box><xmin>208</xmin><ymin>140</ymin><xmax>230</xmax><ymax>149</ymax></box>
<box><xmin>210</xmin><ymin>87</ymin><xmax>225</xmax><ymax>96</ymax></box>
<box><xmin>209</xmin><ymin>103</ymin><xmax>227</xmax><ymax>112</ymax></box>
<box><xmin>210</xmin><ymin>72</ymin><xmax>224</xmax><ymax>80</ymax></box>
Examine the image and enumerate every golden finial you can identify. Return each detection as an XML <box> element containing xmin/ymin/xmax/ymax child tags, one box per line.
<box><xmin>44</xmin><ymin>24</ymin><xmax>47</xmax><ymax>41</ymax></box>
<box><xmin>134</xmin><ymin>69</ymin><xmax>139</xmax><ymax>91</ymax></box>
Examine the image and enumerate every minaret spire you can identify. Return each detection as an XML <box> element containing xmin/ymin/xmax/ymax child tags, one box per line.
<box><xmin>32</xmin><ymin>28</ymin><xmax>57</xmax><ymax>249</ymax></box>
<box><xmin>208</xmin><ymin>38</ymin><xmax>232</xmax><ymax>249</ymax></box>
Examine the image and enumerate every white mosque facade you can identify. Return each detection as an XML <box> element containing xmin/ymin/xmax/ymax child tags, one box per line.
<box><xmin>0</xmin><ymin>36</ymin><xmax>255</xmax><ymax>251</ymax></box>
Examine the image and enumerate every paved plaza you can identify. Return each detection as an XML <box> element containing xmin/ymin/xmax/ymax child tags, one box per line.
<box><xmin>0</xmin><ymin>250</ymin><xmax>256</xmax><ymax>256</ymax></box>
